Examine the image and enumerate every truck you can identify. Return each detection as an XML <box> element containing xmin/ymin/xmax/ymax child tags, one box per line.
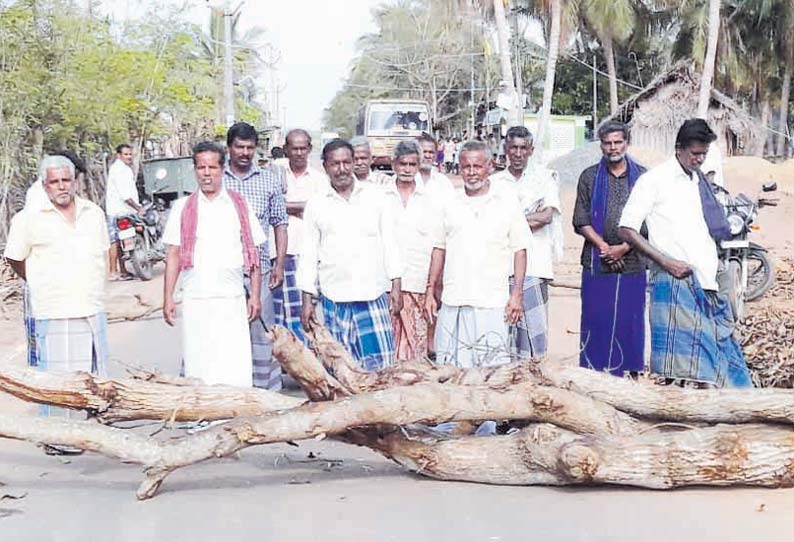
<box><xmin>355</xmin><ymin>99</ymin><xmax>431</xmax><ymax>169</ymax></box>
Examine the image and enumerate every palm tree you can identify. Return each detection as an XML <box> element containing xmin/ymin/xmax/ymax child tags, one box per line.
<box><xmin>534</xmin><ymin>0</ymin><xmax>562</xmax><ymax>152</ymax></box>
<box><xmin>493</xmin><ymin>0</ymin><xmax>523</xmax><ymax>126</ymax></box>
<box><xmin>581</xmin><ymin>0</ymin><xmax>637</xmax><ymax>115</ymax></box>
<box><xmin>697</xmin><ymin>0</ymin><xmax>721</xmax><ymax>118</ymax></box>
<box><xmin>775</xmin><ymin>1</ymin><xmax>794</xmax><ymax>157</ymax></box>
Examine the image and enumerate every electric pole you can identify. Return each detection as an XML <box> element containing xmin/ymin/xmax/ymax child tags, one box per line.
<box><xmin>223</xmin><ymin>6</ymin><xmax>235</xmax><ymax>127</ymax></box>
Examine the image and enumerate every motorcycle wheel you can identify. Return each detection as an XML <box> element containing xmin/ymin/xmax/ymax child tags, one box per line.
<box><xmin>131</xmin><ymin>238</ymin><xmax>153</xmax><ymax>281</ymax></box>
<box><xmin>745</xmin><ymin>248</ymin><xmax>775</xmax><ymax>302</ymax></box>
<box><xmin>726</xmin><ymin>259</ymin><xmax>744</xmax><ymax>322</ymax></box>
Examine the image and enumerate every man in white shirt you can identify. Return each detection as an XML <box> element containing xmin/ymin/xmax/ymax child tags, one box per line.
<box><xmin>105</xmin><ymin>143</ymin><xmax>142</xmax><ymax>281</ymax></box>
<box><xmin>425</xmin><ymin>140</ymin><xmax>530</xmax><ymax>368</ymax></box>
<box><xmin>416</xmin><ymin>133</ymin><xmax>456</xmax><ymax>197</ymax></box>
<box><xmin>383</xmin><ymin>141</ymin><xmax>439</xmax><ymax>361</ymax></box>
<box><xmin>619</xmin><ymin>119</ymin><xmax>751</xmax><ymax>388</ymax></box>
<box><xmin>5</xmin><ymin>155</ymin><xmax>110</xmax><ymax>446</ymax></box>
<box><xmin>350</xmin><ymin>136</ymin><xmax>391</xmax><ymax>185</ymax></box>
<box><xmin>489</xmin><ymin>126</ymin><xmax>562</xmax><ymax>358</ymax></box>
<box><xmin>163</xmin><ymin>142</ymin><xmax>267</xmax><ymax>387</ymax></box>
<box><xmin>272</xmin><ymin>129</ymin><xmax>329</xmax><ymax>345</ymax></box>
<box><xmin>297</xmin><ymin>139</ymin><xmax>403</xmax><ymax>371</ymax></box>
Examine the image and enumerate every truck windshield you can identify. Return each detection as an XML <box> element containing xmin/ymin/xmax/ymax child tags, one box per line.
<box><xmin>368</xmin><ymin>105</ymin><xmax>429</xmax><ymax>134</ymax></box>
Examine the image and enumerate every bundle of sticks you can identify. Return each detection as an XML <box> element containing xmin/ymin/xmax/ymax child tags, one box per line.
<box><xmin>2</xmin><ymin>325</ymin><xmax>794</xmax><ymax>500</ymax></box>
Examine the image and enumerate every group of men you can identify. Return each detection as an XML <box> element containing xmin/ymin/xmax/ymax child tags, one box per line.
<box><xmin>4</xmin><ymin>117</ymin><xmax>752</xmax><ymax>435</ymax></box>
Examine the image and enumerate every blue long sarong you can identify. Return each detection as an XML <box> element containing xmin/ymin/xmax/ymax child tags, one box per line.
<box><xmin>321</xmin><ymin>293</ymin><xmax>394</xmax><ymax>371</ymax></box>
<box><xmin>579</xmin><ymin>269</ymin><xmax>646</xmax><ymax>376</ymax></box>
<box><xmin>649</xmin><ymin>271</ymin><xmax>752</xmax><ymax>388</ymax></box>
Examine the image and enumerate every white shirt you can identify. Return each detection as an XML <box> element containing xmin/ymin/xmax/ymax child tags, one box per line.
<box><xmin>382</xmin><ymin>179</ymin><xmax>439</xmax><ymax>294</ymax></box>
<box><xmin>269</xmin><ymin>165</ymin><xmax>328</xmax><ymax>257</ymax></box>
<box><xmin>163</xmin><ymin>189</ymin><xmax>267</xmax><ymax>299</ymax></box>
<box><xmin>297</xmin><ymin>181</ymin><xmax>403</xmax><ymax>302</ymax></box>
<box><xmin>619</xmin><ymin>157</ymin><xmax>719</xmax><ymax>291</ymax></box>
<box><xmin>4</xmin><ymin>197</ymin><xmax>109</xmax><ymax>319</ymax></box>
<box><xmin>432</xmin><ymin>184</ymin><xmax>532</xmax><ymax>309</ymax></box>
<box><xmin>105</xmin><ymin>160</ymin><xmax>139</xmax><ymax>217</ymax></box>
<box><xmin>490</xmin><ymin>164</ymin><xmax>563</xmax><ymax>280</ymax></box>
<box><xmin>415</xmin><ymin>169</ymin><xmax>456</xmax><ymax>200</ymax></box>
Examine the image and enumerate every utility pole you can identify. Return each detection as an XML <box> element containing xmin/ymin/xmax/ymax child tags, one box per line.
<box><xmin>223</xmin><ymin>6</ymin><xmax>235</xmax><ymax>127</ymax></box>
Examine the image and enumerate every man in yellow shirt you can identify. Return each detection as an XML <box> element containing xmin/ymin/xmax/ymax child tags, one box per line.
<box><xmin>4</xmin><ymin>155</ymin><xmax>110</xmax><ymax>451</ymax></box>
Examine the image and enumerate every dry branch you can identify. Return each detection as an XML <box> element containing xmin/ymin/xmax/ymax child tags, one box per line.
<box><xmin>0</xmin><ymin>366</ymin><xmax>304</xmax><ymax>423</ymax></box>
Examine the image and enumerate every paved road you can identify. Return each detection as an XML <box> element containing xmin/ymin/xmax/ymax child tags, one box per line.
<box><xmin>2</xmin><ymin>270</ymin><xmax>794</xmax><ymax>540</ymax></box>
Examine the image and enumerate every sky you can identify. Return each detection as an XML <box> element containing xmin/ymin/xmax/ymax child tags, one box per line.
<box><xmin>101</xmin><ymin>0</ymin><xmax>381</xmax><ymax>131</ymax></box>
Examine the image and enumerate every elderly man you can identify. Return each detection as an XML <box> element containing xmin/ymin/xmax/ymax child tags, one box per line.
<box><xmin>573</xmin><ymin>121</ymin><xmax>647</xmax><ymax>377</ymax></box>
<box><xmin>489</xmin><ymin>126</ymin><xmax>562</xmax><ymax>359</ymax></box>
<box><xmin>350</xmin><ymin>136</ymin><xmax>391</xmax><ymax>185</ymax></box>
<box><xmin>383</xmin><ymin>141</ymin><xmax>439</xmax><ymax>361</ymax></box>
<box><xmin>416</xmin><ymin>133</ymin><xmax>456</xmax><ymax>196</ymax></box>
<box><xmin>163</xmin><ymin>142</ymin><xmax>267</xmax><ymax>387</ymax></box>
<box><xmin>105</xmin><ymin>143</ymin><xmax>142</xmax><ymax>281</ymax></box>
<box><xmin>5</xmin><ymin>155</ymin><xmax>110</xmax><ymax>437</ymax></box>
<box><xmin>425</xmin><ymin>140</ymin><xmax>530</xmax><ymax>368</ymax></box>
<box><xmin>619</xmin><ymin>119</ymin><xmax>751</xmax><ymax>388</ymax></box>
<box><xmin>298</xmin><ymin>139</ymin><xmax>403</xmax><ymax>371</ymax></box>
<box><xmin>271</xmin><ymin>129</ymin><xmax>328</xmax><ymax>345</ymax></box>
<box><xmin>222</xmin><ymin>122</ymin><xmax>288</xmax><ymax>391</ymax></box>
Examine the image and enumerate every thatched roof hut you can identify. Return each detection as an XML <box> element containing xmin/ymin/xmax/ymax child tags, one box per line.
<box><xmin>603</xmin><ymin>61</ymin><xmax>763</xmax><ymax>157</ymax></box>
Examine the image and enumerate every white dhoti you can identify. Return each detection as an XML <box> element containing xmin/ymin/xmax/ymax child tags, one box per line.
<box><xmin>182</xmin><ymin>295</ymin><xmax>253</xmax><ymax>387</ymax></box>
<box><xmin>434</xmin><ymin>304</ymin><xmax>511</xmax><ymax>368</ymax></box>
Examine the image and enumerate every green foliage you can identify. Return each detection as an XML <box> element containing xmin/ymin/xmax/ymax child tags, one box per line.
<box><xmin>0</xmin><ymin>0</ymin><xmax>267</xmax><ymax>239</ymax></box>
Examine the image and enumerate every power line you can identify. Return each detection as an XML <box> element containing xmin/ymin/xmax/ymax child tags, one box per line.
<box><xmin>343</xmin><ymin>82</ymin><xmax>487</xmax><ymax>92</ymax></box>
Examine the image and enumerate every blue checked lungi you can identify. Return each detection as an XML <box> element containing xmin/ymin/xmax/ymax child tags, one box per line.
<box><xmin>272</xmin><ymin>254</ymin><xmax>305</xmax><ymax>344</ymax></box>
<box><xmin>245</xmin><ymin>272</ymin><xmax>282</xmax><ymax>391</ymax></box>
<box><xmin>34</xmin><ymin>313</ymin><xmax>109</xmax><ymax>418</ymax></box>
<box><xmin>321</xmin><ymin>293</ymin><xmax>394</xmax><ymax>371</ymax></box>
<box><xmin>509</xmin><ymin>276</ymin><xmax>549</xmax><ymax>358</ymax></box>
<box><xmin>23</xmin><ymin>282</ymin><xmax>37</xmax><ymax>367</ymax></box>
<box><xmin>579</xmin><ymin>269</ymin><xmax>646</xmax><ymax>376</ymax></box>
<box><xmin>649</xmin><ymin>271</ymin><xmax>752</xmax><ymax>388</ymax></box>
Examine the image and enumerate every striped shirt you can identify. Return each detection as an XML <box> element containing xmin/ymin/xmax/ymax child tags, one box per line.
<box><xmin>223</xmin><ymin>166</ymin><xmax>288</xmax><ymax>271</ymax></box>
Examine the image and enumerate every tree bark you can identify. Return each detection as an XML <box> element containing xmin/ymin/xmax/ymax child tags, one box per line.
<box><xmin>535</xmin><ymin>0</ymin><xmax>562</xmax><ymax>156</ymax></box>
<box><xmin>697</xmin><ymin>0</ymin><xmax>721</xmax><ymax>119</ymax></box>
<box><xmin>776</xmin><ymin>62</ymin><xmax>791</xmax><ymax>157</ymax></box>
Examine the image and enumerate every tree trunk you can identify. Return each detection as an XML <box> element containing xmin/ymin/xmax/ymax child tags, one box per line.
<box><xmin>4</xmin><ymin>325</ymin><xmax>794</xmax><ymax>501</ymax></box>
<box><xmin>697</xmin><ymin>0</ymin><xmax>721</xmax><ymax>119</ymax></box>
<box><xmin>535</xmin><ymin>0</ymin><xmax>562</xmax><ymax>157</ymax></box>
<box><xmin>493</xmin><ymin>0</ymin><xmax>522</xmax><ymax>127</ymax></box>
<box><xmin>603</xmin><ymin>34</ymin><xmax>619</xmax><ymax>116</ymax></box>
<box><xmin>758</xmin><ymin>98</ymin><xmax>770</xmax><ymax>157</ymax></box>
<box><xmin>776</xmin><ymin>62</ymin><xmax>791</xmax><ymax>157</ymax></box>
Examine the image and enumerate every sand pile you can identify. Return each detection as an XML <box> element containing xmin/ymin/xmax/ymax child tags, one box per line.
<box><xmin>723</xmin><ymin>156</ymin><xmax>780</xmax><ymax>186</ymax></box>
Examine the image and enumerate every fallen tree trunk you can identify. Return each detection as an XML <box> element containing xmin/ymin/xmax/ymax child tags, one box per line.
<box><xmin>3</xmin><ymin>324</ymin><xmax>794</xmax><ymax>501</ymax></box>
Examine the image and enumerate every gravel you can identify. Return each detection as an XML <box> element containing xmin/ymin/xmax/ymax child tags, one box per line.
<box><xmin>548</xmin><ymin>141</ymin><xmax>602</xmax><ymax>188</ymax></box>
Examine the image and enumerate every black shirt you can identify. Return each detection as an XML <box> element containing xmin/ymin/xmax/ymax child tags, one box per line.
<box><xmin>572</xmin><ymin>163</ymin><xmax>647</xmax><ymax>274</ymax></box>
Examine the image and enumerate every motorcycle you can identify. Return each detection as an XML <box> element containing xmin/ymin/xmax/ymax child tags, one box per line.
<box><xmin>714</xmin><ymin>182</ymin><xmax>778</xmax><ymax>321</ymax></box>
<box><xmin>115</xmin><ymin>199</ymin><xmax>167</xmax><ymax>281</ymax></box>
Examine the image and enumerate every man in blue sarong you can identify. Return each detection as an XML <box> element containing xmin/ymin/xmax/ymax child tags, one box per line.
<box><xmin>618</xmin><ymin>119</ymin><xmax>752</xmax><ymax>388</ymax></box>
<box><xmin>573</xmin><ymin>121</ymin><xmax>647</xmax><ymax>377</ymax></box>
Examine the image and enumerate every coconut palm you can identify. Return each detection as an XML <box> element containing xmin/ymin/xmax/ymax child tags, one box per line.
<box><xmin>580</xmin><ymin>0</ymin><xmax>637</xmax><ymax>115</ymax></box>
<box><xmin>697</xmin><ymin>0</ymin><xmax>721</xmax><ymax>118</ymax></box>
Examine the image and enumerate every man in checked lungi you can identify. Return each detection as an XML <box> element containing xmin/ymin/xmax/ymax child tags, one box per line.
<box><xmin>297</xmin><ymin>139</ymin><xmax>403</xmax><ymax>371</ymax></box>
<box><xmin>5</xmin><ymin>155</ymin><xmax>110</xmax><ymax>453</ymax></box>
<box><xmin>619</xmin><ymin>119</ymin><xmax>752</xmax><ymax>388</ymax></box>
<box><xmin>222</xmin><ymin>122</ymin><xmax>289</xmax><ymax>391</ymax></box>
<box><xmin>490</xmin><ymin>126</ymin><xmax>563</xmax><ymax>359</ymax></box>
<box><xmin>383</xmin><ymin>141</ymin><xmax>440</xmax><ymax>361</ymax></box>
<box><xmin>425</xmin><ymin>140</ymin><xmax>530</xmax><ymax>368</ymax></box>
<box><xmin>573</xmin><ymin>121</ymin><xmax>647</xmax><ymax>377</ymax></box>
<box><xmin>270</xmin><ymin>129</ymin><xmax>329</xmax><ymax>346</ymax></box>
